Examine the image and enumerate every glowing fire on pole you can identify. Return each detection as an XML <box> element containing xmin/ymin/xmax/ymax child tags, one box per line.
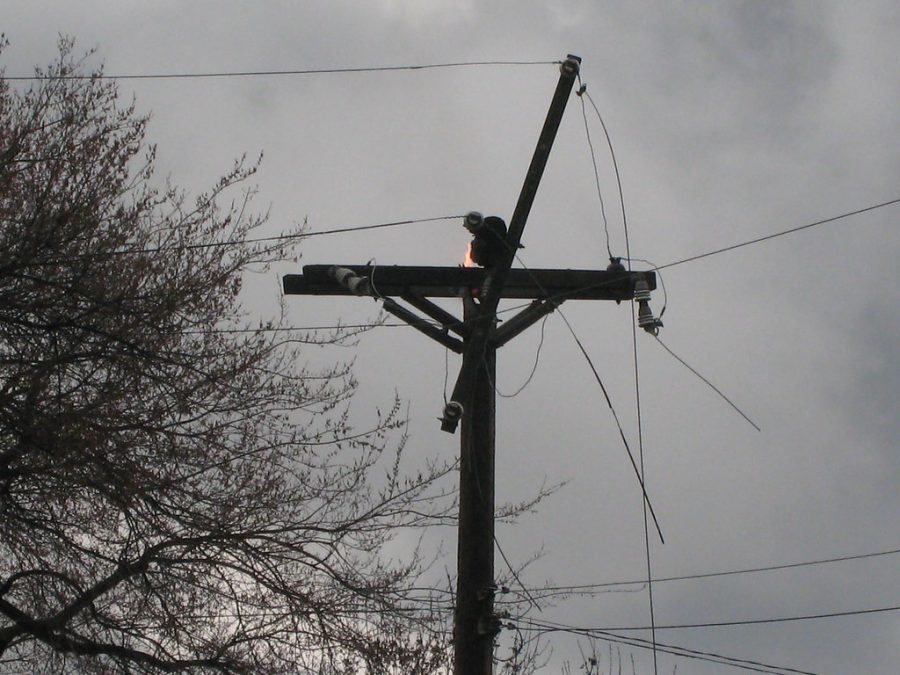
<box><xmin>464</xmin><ymin>242</ymin><xmax>477</xmax><ymax>268</ymax></box>
<box><xmin>462</xmin><ymin>212</ymin><xmax>508</xmax><ymax>268</ymax></box>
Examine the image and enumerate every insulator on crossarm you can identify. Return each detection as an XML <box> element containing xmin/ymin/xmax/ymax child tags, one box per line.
<box><xmin>634</xmin><ymin>276</ymin><xmax>663</xmax><ymax>335</ymax></box>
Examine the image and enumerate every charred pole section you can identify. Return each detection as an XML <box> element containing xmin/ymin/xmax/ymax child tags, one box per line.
<box><xmin>282</xmin><ymin>55</ymin><xmax>661</xmax><ymax>675</ymax></box>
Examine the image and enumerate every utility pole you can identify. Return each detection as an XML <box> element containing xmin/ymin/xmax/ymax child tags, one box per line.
<box><xmin>283</xmin><ymin>55</ymin><xmax>659</xmax><ymax>675</ymax></box>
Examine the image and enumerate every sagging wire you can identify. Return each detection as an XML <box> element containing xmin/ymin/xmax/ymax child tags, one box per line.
<box><xmin>489</xmin><ymin>314</ymin><xmax>549</xmax><ymax>399</ymax></box>
<box><xmin>503</xmin><ymin>243</ymin><xmax>664</xmax><ymax>544</ymax></box>
<box><xmin>494</xmin><ymin>533</ymin><xmax>543</xmax><ymax>613</ymax></box>
<box><xmin>576</xmin><ymin>78</ymin><xmax>629</xmax><ymax>263</ymax></box>
<box><xmin>576</xmin><ymin>76</ymin><xmax>613</xmax><ymax>259</ymax></box>
<box><xmin>624</xmin><ymin>257</ymin><xmax>758</xmax><ymax>431</ymax></box>
<box><xmin>578</xmin><ymin>74</ymin><xmax>660</xmax><ymax>674</ymax></box>
<box><xmin>653</xmin><ymin>335</ymin><xmax>761</xmax><ymax>432</ymax></box>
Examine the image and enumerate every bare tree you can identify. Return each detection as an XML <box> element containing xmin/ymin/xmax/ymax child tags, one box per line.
<box><xmin>0</xmin><ymin>38</ymin><xmax>456</xmax><ymax>673</ymax></box>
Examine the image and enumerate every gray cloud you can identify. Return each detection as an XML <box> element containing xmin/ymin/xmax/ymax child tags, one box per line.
<box><xmin>3</xmin><ymin>2</ymin><xmax>899</xmax><ymax>672</ymax></box>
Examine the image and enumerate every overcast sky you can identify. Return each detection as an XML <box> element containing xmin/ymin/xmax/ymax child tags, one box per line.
<box><xmin>4</xmin><ymin>2</ymin><xmax>899</xmax><ymax>673</ymax></box>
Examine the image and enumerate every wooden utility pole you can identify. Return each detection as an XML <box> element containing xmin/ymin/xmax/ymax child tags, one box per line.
<box><xmin>453</xmin><ymin>293</ymin><xmax>497</xmax><ymax>674</ymax></box>
<box><xmin>283</xmin><ymin>55</ymin><xmax>659</xmax><ymax>675</ymax></box>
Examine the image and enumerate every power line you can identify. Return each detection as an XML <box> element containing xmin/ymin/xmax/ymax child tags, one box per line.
<box><xmin>529</xmin><ymin>544</ymin><xmax>900</xmax><ymax>593</ymax></box>
<box><xmin>35</xmin><ymin>215</ymin><xmax>464</xmax><ymax>260</ymax></box>
<box><xmin>486</xmin><ymin>195</ymin><xmax>900</xmax><ymax>321</ymax></box>
<box><xmin>489</xmin><ymin>315</ymin><xmax>548</xmax><ymax>398</ymax></box>
<box><xmin>655</xmin><ymin>197</ymin><xmax>900</xmax><ymax>272</ymax></box>
<box><xmin>579</xmin><ymin>75</ymin><xmax>660</xmax><ymax>672</ymax></box>
<box><xmin>1</xmin><ymin>60</ymin><xmax>560</xmax><ymax>82</ymax></box>
<box><xmin>505</xmin><ymin>247</ymin><xmax>664</xmax><ymax>544</ymax></box>
<box><xmin>494</xmin><ymin>534</ymin><xmax>542</xmax><ymax>612</ymax></box>
<box><xmin>602</xmin><ymin>602</ymin><xmax>900</xmax><ymax>632</ymax></box>
<box><xmin>581</xmin><ymin>85</ymin><xmax>629</xmax><ymax>263</ymax></box>
<box><xmin>653</xmin><ymin>334</ymin><xmax>761</xmax><ymax>431</ymax></box>
<box><xmin>576</xmin><ymin>82</ymin><xmax>612</xmax><ymax>259</ymax></box>
<box><xmin>515</xmin><ymin>618</ymin><xmax>822</xmax><ymax>675</ymax></box>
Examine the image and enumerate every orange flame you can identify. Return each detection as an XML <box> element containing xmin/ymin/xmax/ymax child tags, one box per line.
<box><xmin>463</xmin><ymin>242</ymin><xmax>476</xmax><ymax>268</ymax></box>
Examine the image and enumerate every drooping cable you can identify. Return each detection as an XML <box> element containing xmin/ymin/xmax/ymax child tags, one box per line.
<box><xmin>504</xmin><ymin>246</ymin><xmax>664</xmax><ymax>544</ymax></box>
<box><xmin>654</xmin><ymin>335</ymin><xmax>761</xmax><ymax>431</ymax></box>
<box><xmin>582</xmin><ymin>79</ymin><xmax>660</xmax><ymax>674</ymax></box>
<box><xmin>631</xmin><ymin>295</ymin><xmax>659</xmax><ymax>675</ymax></box>
<box><xmin>576</xmin><ymin>78</ymin><xmax>613</xmax><ymax>258</ymax></box>
<box><xmin>494</xmin><ymin>533</ymin><xmax>542</xmax><ymax>612</ymax></box>
<box><xmin>582</xmin><ymin>89</ymin><xmax>629</xmax><ymax>261</ymax></box>
<box><xmin>554</xmin><ymin>305</ymin><xmax>664</xmax><ymax>544</ymax></box>
<box><xmin>490</xmin><ymin>315</ymin><xmax>549</xmax><ymax>398</ymax></box>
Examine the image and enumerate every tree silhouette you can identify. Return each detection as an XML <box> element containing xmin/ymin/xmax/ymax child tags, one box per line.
<box><xmin>0</xmin><ymin>38</ymin><xmax>455</xmax><ymax>673</ymax></box>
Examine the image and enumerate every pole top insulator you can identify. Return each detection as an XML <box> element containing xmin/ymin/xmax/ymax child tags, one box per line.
<box><xmin>561</xmin><ymin>55</ymin><xmax>581</xmax><ymax>76</ymax></box>
<box><xmin>464</xmin><ymin>211</ymin><xmax>484</xmax><ymax>233</ymax></box>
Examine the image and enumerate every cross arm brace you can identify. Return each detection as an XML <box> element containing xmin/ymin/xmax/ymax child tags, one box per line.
<box><xmin>492</xmin><ymin>298</ymin><xmax>561</xmax><ymax>348</ymax></box>
<box><xmin>382</xmin><ymin>297</ymin><xmax>464</xmax><ymax>353</ymax></box>
<box><xmin>324</xmin><ymin>266</ymin><xmax>464</xmax><ymax>352</ymax></box>
<box><xmin>402</xmin><ymin>291</ymin><xmax>469</xmax><ymax>339</ymax></box>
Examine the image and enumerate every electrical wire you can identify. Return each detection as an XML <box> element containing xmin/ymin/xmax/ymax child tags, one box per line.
<box><xmin>408</xmin><ymin>544</ymin><xmax>900</xmax><ymax>597</ymax></box>
<box><xmin>653</xmin><ymin>334</ymin><xmax>761</xmax><ymax>431</ymax></box>
<box><xmin>536</xmin><ymin>602</ymin><xmax>900</xmax><ymax>633</ymax></box>
<box><xmin>492</xmin><ymin>196</ymin><xmax>900</xmax><ymax>319</ymax></box>
<box><xmin>580</xmin><ymin>76</ymin><xmax>659</xmax><ymax>673</ymax></box>
<box><xmin>514</xmin><ymin>617</ymin><xmax>822</xmax><ymax>675</ymax></box>
<box><xmin>655</xmin><ymin>197</ymin><xmax>900</xmax><ymax>272</ymax></box>
<box><xmin>506</xmin><ymin>249</ymin><xmax>664</xmax><ymax>544</ymax></box>
<box><xmin>576</xmin><ymin>80</ymin><xmax>612</xmax><ymax>259</ymax></box>
<box><xmin>477</xmin><ymin>193</ymin><xmax>900</xmax><ymax>401</ymax></box>
<box><xmin>490</xmin><ymin>315</ymin><xmax>549</xmax><ymax>398</ymax></box>
<box><xmin>494</xmin><ymin>534</ymin><xmax>542</xmax><ymax>612</ymax></box>
<box><xmin>39</xmin><ymin>215</ymin><xmax>465</xmax><ymax>260</ymax></box>
<box><xmin>1</xmin><ymin>60</ymin><xmax>560</xmax><ymax>81</ymax></box>
<box><xmin>631</xmin><ymin>278</ymin><xmax>659</xmax><ymax>675</ymax></box>
<box><xmin>620</xmin><ymin>544</ymin><xmax>900</xmax><ymax>587</ymax></box>
<box><xmin>582</xmin><ymin>88</ymin><xmax>629</xmax><ymax>260</ymax></box>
